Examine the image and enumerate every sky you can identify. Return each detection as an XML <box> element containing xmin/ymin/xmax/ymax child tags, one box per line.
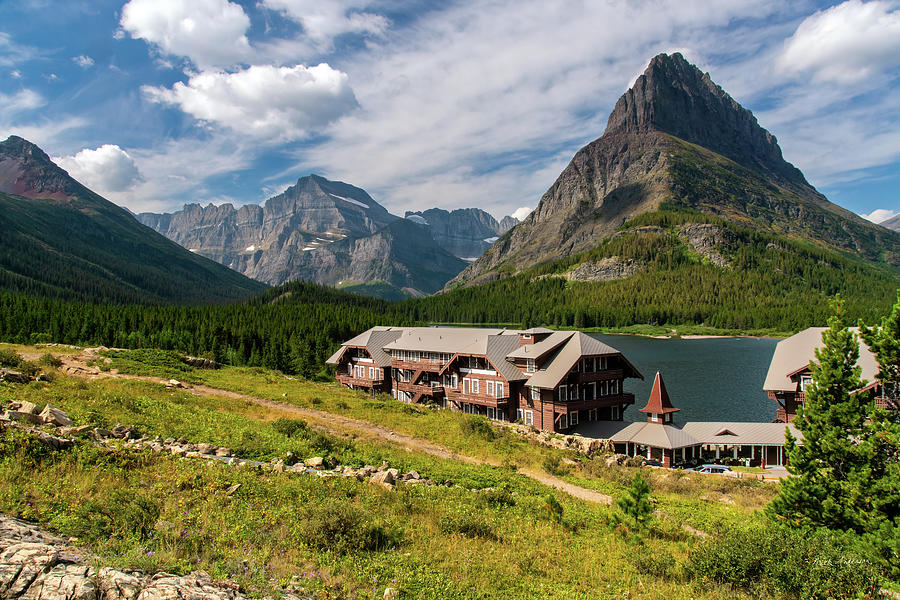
<box><xmin>1</xmin><ymin>0</ymin><xmax>898</xmax><ymax>224</ymax></box>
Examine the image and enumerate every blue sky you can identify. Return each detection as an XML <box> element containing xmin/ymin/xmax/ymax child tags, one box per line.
<box><xmin>1</xmin><ymin>0</ymin><xmax>898</xmax><ymax>224</ymax></box>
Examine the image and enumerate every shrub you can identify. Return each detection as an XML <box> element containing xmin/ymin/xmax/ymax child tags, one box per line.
<box><xmin>17</xmin><ymin>361</ymin><xmax>41</xmax><ymax>378</ymax></box>
<box><xmin>459</xmin><ymin>415</ymin><xmax>495</xmax><ymax>440</ymax></box>
<box><xmin>689</xmin><ymin>524</ymin><xmax>881</xmax><ymax>599</ymax></box>
<box><xmin>439</xmin><ymin>512</ymin><xmax>498</xmax><ymax>540</ymax></box>
<box><xmin>543</xmin><ymin>494</ymin><xmax>564</xmax><ymax>524</ymax></box>
<box><xmin>0</xmin><ymin>348</ymin><xmax>22</xmax><ymax>368</ymax></box>
<box><xmin>616</xmin><ymin>473</ymin><xmax>653</xmax><ymax>532</ymax></box>
<box><xmin>271</xmin><ymin>418</ymin><xmax>308</xmax><ymax>438</ymax></box>
<box><xmin>66</xmin><ymin>489</ymin><xmax>160</xmax><ymax>541</ymax></box>
<box><xmin>541</xmin><ymin>454</ymin><xmax>570</xmax><ymax>477</ymax></box>
<box><xmin>302</xmin><ymin>499</ymin><xmax>401</xmax><ymax>553</ymax></box>
<box><xmin>37</xmin><ymin>353</ymin><xmax>63</xmax><ymax>368</ymax></box>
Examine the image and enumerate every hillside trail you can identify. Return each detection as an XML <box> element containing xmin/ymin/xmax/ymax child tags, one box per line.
<box><xmin>47</xmin><ymin>352</ymin><xmax>613</xmax><ymax>506</ymax></box>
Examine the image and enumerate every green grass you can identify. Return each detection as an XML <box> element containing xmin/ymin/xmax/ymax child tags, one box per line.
<box><xmin>0</xmin><ymin>370</ymin><xmax>761</xmax><ymax>600</ymax></box>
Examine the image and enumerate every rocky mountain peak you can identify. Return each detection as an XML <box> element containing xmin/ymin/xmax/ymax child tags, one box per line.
<box><xmin>604</xmin><ymin>52</ymin><xmax>805</xmax><ymax>183</ymax></box>
<box><xmin>0</xmin><ymin>135</ymin><xmax>85</xmax><ymax>201</ymax></box>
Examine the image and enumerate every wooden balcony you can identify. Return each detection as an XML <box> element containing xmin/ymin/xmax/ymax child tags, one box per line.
<box><xmin>445</xmin><ymin>389</ymin><xmax>510</xmax><ymax>407</ymax></box>
<box><xmin>391</xmin><ymin>359</ymin><xmax>445</xmax><ymax>372</ymax></box>
<box><xmin>551</xmin><ymin>393</ymin><xmax>635</xmax><ymax>413</ymax></box>
<box><xmin>396</xmin><ymin>381</ymin><xmax>444</xmax><ymax>396</ymax></box>
<box><xmin>875</xmin><ymin>396</ymin><xmax>899</xmax><ymax>410</ymax></box>
<box><xmin>574</xmin><ymin>369</ymin><xmax>623</xmax><ymax>384</ymax></box>
<box><xmin>337</xmin><ymin>374</ymin><xmax>386</xmax><ymax>388</ymax></box>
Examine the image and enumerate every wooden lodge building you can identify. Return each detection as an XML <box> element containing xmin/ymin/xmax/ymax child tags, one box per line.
<box><xmin>764</xmin><ymin>327</ymin><xmax>898</xmax><ymax>423</ymax></box>
<box><xmin>584</xmin><ymin>372</ymin><xmax>802</xmax><ymax>468</ymax></box>
<box><xmin>327</xmin><ymin>326</ymin><xmax>643</xmax><ymax>433</ymax></box>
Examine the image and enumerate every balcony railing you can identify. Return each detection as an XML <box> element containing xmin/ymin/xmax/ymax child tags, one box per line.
<box><xmin>337</xmin><ymin>374</ymin><xmax>385</xmax><ymax>387</ymax></box>
<box><xmin>445</xmin><ymin>389</ymin><xmax>510</xmax><ymax>407</ymax></box>
<box><xmin>391</xmin><ymin>359</ymin><xmax>445</xmax><ymax>372</ymax></box>
<box><xmin>551</xmin><ymin>393</ymin><xmax>635</xmax><ymax>412</ymax></box>
<box><xmin>875</xmin><ymin>396</ymin><xmax>899</xmax><ymax>410</ymax></box>
<box><xmin>574</xmin><ymin>369</ymin><xmax>623</xmax><ymax>384</ymax></box>
<box><xmin>396</xmin><ymin>381</ymin><xmax>444</xmax><ymax>396</ymax></box>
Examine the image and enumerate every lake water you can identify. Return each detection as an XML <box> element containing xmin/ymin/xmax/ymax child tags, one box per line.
<box><xmin>590</xmin><ymin>334</ymin><xmax>780</xmax><ymax>423</ymax></box>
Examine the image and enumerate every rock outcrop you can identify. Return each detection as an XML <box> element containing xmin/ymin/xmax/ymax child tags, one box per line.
<box><xmin>138</xmin><ymin>175</ymin><xmax>468</xmax><ymax>296</ymax></box>
<box><xmin>449</xmin><ymin>53</ymin><xmax>900</xmax><ymax>287</ymax></box>
<box><xmin>403</xmin><ymin>208</ymin><xmax>517</xmax><ymax>259</ymax></box>
<box><xmin>0</xmin><ymin>514</ymin><xmax>311</xmax><ymax>600</ymax></box>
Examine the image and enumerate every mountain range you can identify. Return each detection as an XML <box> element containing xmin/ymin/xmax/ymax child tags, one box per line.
<box><xmin>0</xmin><ymin>135</ymin><xmax>264</xmax><ymax>305</ymax></box>
<box><xmin>137</xmin><ymin>177</ymin><xmax>518</xmax><ymax>298</ymax></box>
<box><xmin>450</xmin><ymin>52</ymin><xmax>900</xmax><ymax>288</ymax></box>
<box><xmin>882</xmin><ymin>214</ymin><xmax>900</xmax><ymax>233</ymax></box>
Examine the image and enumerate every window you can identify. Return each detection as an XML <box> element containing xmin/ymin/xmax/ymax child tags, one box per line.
<box><xmin>486</xmin><ymin>380</ymin><xmax>494</xmax><ymax>396</ymax></box>
<box><xmin>611</xmin><ymin>380</ymin><xmax>619</xmax><ymax>395</ymax></box>
<box><xmin>451</xmin><ymin>374</ymin><xmax>458</xmax><ymax>389</ymax></box>
<box><xmin>463</xmin><ymin>378</ymin><xmax>470</xmax><ymax>394</ymax></box>
<box><xmin>611</xmin><ymin>405</ymin><xmax>618</xmax><ymax>420</ymax></box>
<box><xmin>800</xmin><ymin>375</ymin><xmax>813</xmax><ymax>392</ymax></box>
<box><xmin>524</xmin><ymin>410</ymin><xmax>534</xmax><ymax>426</ymax></box>
<box><xmin>651</xmin><ymin>413</ymin><xmax>658</xmax><ymax>422</ymax></box>
<box><xmin>558</xmin><ymin>413</ymin><xmax>567</xmax><ymax>429</ymax></box>
<box><xmin>369</xmin><ymin>367</ymin><xmax>375</xmax><ymax>379</ymax></box>
<box><xmin>516</xmin><ymin>408</ymin><xmax>523</xmax><ymax>422</ymax></box>
<box><xmin>472</xmin><ymin>379</ymin><xmax>479</xmax><ymax>394</ymax></box>
<box><xmin>559</xmin><ymin>384</ymin><xmax>567</xmax><ymax>401</ymax></box>
<box><xmin>531</xmin><ymin>388</ymin><xmax>540</xmax><ymax>401</ymax></box>
<box><xmin>347</xmin><ymin>364</ymin><xmax>353</xmax><ymax>375</ymax></box>
<box><xmin>569</xmin><ymin>411</ymin><xmax>579</xmax><ymax>426</ymax></box>
<box><xmin>526</xmin><ymin>358</ymin><xmax>535</xmax><ymax>373</ymax></box>
<box><xmin>496</xmin><ymin>382</ymin><xmax>504</xmax><ymax>398</ymax></box>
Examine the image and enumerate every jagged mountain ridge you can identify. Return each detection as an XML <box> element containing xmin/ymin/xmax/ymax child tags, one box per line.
<box><xmin>403</xmin><ymin>207</ymin><xmax>517</xmax><ymax>259</ymax></box>
<box><xmin>0</xmin><ymin>135</ymin><xmax>265</xmax><ymax>305</ymax></box>
<box><xmin>138</xmin><ymin>175</ymin><xmax>468</xmax><ymax>296</ymax></box>
<box><xmin>882</xmin><ymin>214</ymin><xmax>900</xmax><ymax>233</ymax></box>
<box><xmin>451</xmin><ymin>53</ymin><xmax>900</xmax><ymax>287</ymax></box>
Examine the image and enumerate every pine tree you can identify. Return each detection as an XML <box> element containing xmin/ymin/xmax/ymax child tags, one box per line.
<box><xmin>616</xmin><ymin>473</ymin><xmax>653</xmax><ymax>532</ymax></box>
<box><xmin>768</xmin><ymin>297</ymin><xmax>870</xmax><ymax>531</ymax></box>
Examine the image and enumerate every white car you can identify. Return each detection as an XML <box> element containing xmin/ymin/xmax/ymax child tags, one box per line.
<box><xmin>693</xmin><ymin>464</ymin><xmax>732</xmax><ymax>474</ymax></box>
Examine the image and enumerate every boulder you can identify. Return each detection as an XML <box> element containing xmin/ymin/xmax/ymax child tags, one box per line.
<box><xmin>3</xmin><ymin>411</ymin><xmax>43</xmax><ymax>426</ymax></box>
<box><xmin>370</xmin><ymin>470</ymin><xmax>395</xmax><ymax>487</ymax></box>
<box><xmin>38</xmin><ymin>406</ymin><xmax>72</xmax><ymax>428</ymax></box>
<box><xmin>196</xmin><ymin>444</ymin><xmax>217</xmax><ymax>455</ymax></box>
<box><xmin>214</xmin><ymin>448</ymin><xmax>232</xmax><ymax>458</ymax></box>
<box><xmin>23</xmin><ymin>564</ymin><xmax>98</xmax><ymax>600</ymax></box>
<box><xmin>0</xmin><ymin>369</ymin><xmax>30</xmax><ymax>384</ymax></box>
<box><xmin>58</xmin><ymin>426</ymin><xmax>91</xmax><ymax>438</ymax></box>
<box><xmin>98</xmin><ymin>568</ymin><xmax>142</xmax><ymax>600</ymax></box>
<box><xmin>383</xmin><ymin>588</ymin><xmax>399</xmax><ymax>600</ymax></box>
<box><xmin>16</xmin><ymin>401</ymin><xmax>39</xmax><ymax>415</ymax></box>
<box><xmin>304</xmin><ymin>457</ymin><xmax>324</xmax><ymax>469</ymax></box>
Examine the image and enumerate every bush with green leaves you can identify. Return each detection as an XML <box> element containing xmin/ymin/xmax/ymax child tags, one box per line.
<box><xmin>689</xmin><ymin>523</ymin><xmax>881</xmax><ymax>599</ymax></box>
<box><xmin>271</xmin><ymin>418</ymin><xmax>308</xmax><ymax>438</ymax></box>
<box><xmin>0</xmin><ymin>348</ymin><xmax>22</xmax><ymax>368</ymax></box>
<box><xmin>460</xmin><ymin>414</ymin><xmax>495</xmax><ymax>441</ymax></box>
<box><xmin>301</xmin><ymin>498</ymin><xmax>402</xmax><ymax>553</ymax></box>
<box><xmin>439</xmin><ymin>511</ymin><xmax>498</xmax><ymax>540</ymax></box>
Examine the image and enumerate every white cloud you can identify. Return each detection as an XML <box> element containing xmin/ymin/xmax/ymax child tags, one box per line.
<box><xmin>511</xmin><ymin>207</ymin><xmax>532</xmax><ymax>221</ymax></box>
<box><xmin>0</xmin><ymin>89</ymin><xmax>45</xmax><ymax>113</ymax></box>
<box><xmin>777</xmin><ymin>0</ymin><xmax>900</xmax><ymax>84</ymax></box>
<box><xmin>261</xmin><ymin>0</ymin><xmax>388</xmax><ymax>51</ymax></box>
<box><xmin>10</xmin><ymin>70</ymin><xmax>21</xmax><ymax>79</ymax></box>
<box><xmin>143</xmin><ymin>63</ymin><xmax>358</xmax><ymax>140</ymax></box>
<box><xmin>73</xmin><ymin>55</ymin><xmax>94</xmax><ymax>68</ymax></box>
<box><xmin>861</xmin><ymin>208</ymin><xmax>898</xmax><ymax>223</ymax></box>
<box><xmin>293</xmin><ymin>0</ymin><xmax>777</xmax><ymax>217</ymax></box>
<box><xmin>55</xmin><ymin>145</ymin><xmax>143</xmax><ymax>193</ymax></box>
<box><xmin>120</xmin><ymin>0</ymin><xmax>252</xmax><ymax>69</ymax></box>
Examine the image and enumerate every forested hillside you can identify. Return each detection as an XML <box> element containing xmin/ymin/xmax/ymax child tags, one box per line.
<box><xmin>416</xmin><ymin>206</ymin><xmax>900</xmax><ymax>332</ymax></box>
<box><xmin>0</xmin><ymin>282</ymin><xmax>417</xmax><ymax>378</ymax></box>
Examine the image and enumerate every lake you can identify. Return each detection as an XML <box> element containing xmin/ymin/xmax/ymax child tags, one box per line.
<box><xmin>591</xmin><ymin>334</ymin><xmax>780</xmax><ymax>423</ymax></box>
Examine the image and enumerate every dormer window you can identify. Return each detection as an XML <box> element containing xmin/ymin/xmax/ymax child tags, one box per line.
<box><xmin>526</xmin><ymin>358</ymin><xmax>535</xmax><ymax>373</ymax></box>
<box><xmin>800</xmin><ymin>375</ymin><xmax>813</xmax><ymax>392</ymax></box>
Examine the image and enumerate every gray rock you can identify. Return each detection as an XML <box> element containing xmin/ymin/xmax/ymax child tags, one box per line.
<box><xmin>16</xmin><ymin>402</ymin><xmax>39</xmax><ymax>415</ymax></box>
<box><xmin>196</xmin><ymin>444</ymin><xmax>217</xmax><ymax>455</ymax></box>
<box><xmin>21</xmin><ymin>564</ymin><xmax>97</xmax><ymax>600</ymax></box>
<box><xmin>304</xmin><ymin>457</ymin><xmax>324</xmax><ymax>469</ymax></box>
<box><xmin>38</xmin><ymin>406</ymin><xmax>71</xmax><ymax>428</ymax></box>
<box><xmin>3</xmin><ymin>411</ymin><xmax>43</xmax><ymax>426</ymax></box>
<box><xmin>214</xmin><ymin>448</ymin><xmax>232</xmax><ymax>458</ymax></box>
<box><xmin>98</xmin><ymin>568</ymin><xmax>142</xmax><ymax>600</ymax></box>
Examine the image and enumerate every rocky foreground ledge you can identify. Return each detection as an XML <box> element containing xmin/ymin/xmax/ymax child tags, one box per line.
<box><xmin>0</xmin><ymin>514</ymin><xmax>315</xmax><ymax>600</ymax></box>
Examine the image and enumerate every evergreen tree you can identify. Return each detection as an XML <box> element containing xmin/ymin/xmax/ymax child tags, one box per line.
<box><xmin>768</xmin><ymin>297</ymin><xmax>871</xmax><ymax>532</ymax></box>
<box><xmin>616</xmin><ymin>473</ymin><xmax>653</xmax><ymax>532</ymax></box>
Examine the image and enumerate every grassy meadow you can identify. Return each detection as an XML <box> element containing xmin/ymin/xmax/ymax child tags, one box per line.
<box><xmin>0</xmin><ymin>344</ymin><xmax>882</xmax><ymax>599</ymax></box>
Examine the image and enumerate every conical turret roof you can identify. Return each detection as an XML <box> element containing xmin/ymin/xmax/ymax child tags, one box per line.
<box><xmin>639</xmin><ymin>371</ymin><xmax>680</xmax><ymax>414</ymax></box>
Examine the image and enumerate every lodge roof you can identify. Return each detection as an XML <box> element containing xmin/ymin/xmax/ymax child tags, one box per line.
<box><xmin>639</xmin><ymin>372</ymin><xmax>679</xmax><ymax>414</ymax></box>
<box><xmin>325</xmin><ymin>326</ymin><xmax>404</xmax><ymax>367</ymax></box>
<box><xmin>578</xmin><ymin>420</ymin><xmax>802</xmax><ymax>450</ymax></box>
<box><xmin>763</xmin><ymin>327</ymin><xmax>879</xmax><ymax>392</ymax></box>
<box><xmin>525</xmin><ymin>332</ymin><xmax>643</xmax><ymax>389</ymax></box>
<box><xmin>382</xmin><ymin>327</ymin><xmax>518</xmax><ymax>354</ymax></box>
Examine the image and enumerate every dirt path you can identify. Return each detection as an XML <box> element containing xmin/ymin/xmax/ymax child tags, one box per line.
<box><xmin>54</xmin><ymin>353</ymin><xmax>613</xmax><ymax>505</ymax></box>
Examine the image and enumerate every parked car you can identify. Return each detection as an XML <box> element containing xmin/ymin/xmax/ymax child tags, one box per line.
<box><xmin>693</xmin><ymin>464</ymin><xmax>732</xmax><ymax>474</ymax></box>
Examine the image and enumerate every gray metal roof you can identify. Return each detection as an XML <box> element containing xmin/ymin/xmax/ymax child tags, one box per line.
<box><xmin>574</xmin><ymin>419</ymin><xmax>802</xmax><ymax>449</ymax></box>
<box><xmin>506</xmin><ymin>331</ymin><xmax>572</xmax><ymax>360</ymax></box>
<box><xmin>525</xmin><ymin>332</ymin><xmax>640</xmax><ymax>389</ymax></box>
<box><xmin>325</xmin><ymin>326</ymin><xmax>405</xmax><ymax>367</ymax></box>
<box><xmin>383</xmin><ymin>327</ymin><xmax>518</xmax><ymax>353</ymax></box>
<box><xmin>763</xmin><ymin>327</ymin><xmax>879</xmax><ymax>392</ymax></box>
<box><xmin>485</xmin><ymin>335</ymin><xmax>528</xmax><ymax>382</ymax></box>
